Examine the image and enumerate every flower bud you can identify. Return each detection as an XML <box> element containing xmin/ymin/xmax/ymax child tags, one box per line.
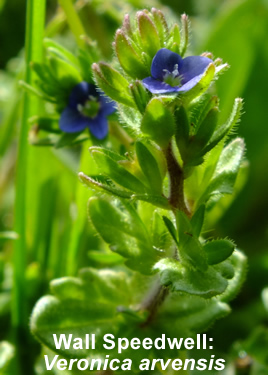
<box><xmin>137</xmin><ymin>10</ymin><xmax>161</xmax><ymax>58</ymax></box>
<box><xmin>115</xmin><ymin>29</ymin><xmax>149</xmax><ymax>79</ymax></box>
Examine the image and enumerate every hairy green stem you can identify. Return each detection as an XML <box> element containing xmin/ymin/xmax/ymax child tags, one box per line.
<box><xmin>164</xmin><ymin>142</ymin><xmax>191</xmax><ymax>216</ymax></box>
<box><xmin>141</xmin><ymin>142</ymin><xmax>191</xmax><ymax>325</ymax></box>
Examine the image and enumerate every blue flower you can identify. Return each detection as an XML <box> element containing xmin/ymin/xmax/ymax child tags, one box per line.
<box><xmin>59</xmin><ymin>82</ymin><xmax>116</xmax><ymax>139</ymax></box>
<box><xmin>142</xmin><ymin>48</ymin><xmax>213</xmax><ymax>94</ymax></box>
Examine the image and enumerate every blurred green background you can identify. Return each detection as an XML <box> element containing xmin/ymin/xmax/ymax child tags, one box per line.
<box><xmin>0</xmin><ymin>0</ymin><xmax>268</xmax><ymax>373</ymax></box>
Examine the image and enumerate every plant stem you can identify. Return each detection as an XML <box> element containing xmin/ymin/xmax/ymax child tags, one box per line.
<box><xmin>12</xmin><ymin>0</ymin><xmax>46</xmax><ymax>372</ymax></box>
<box><xmin>140</xmin><ymin>281</ymin><xmax>169</xmax><ymax>327</ymax></box>
<box><xmin>164</xmin><ymin>142</ymin><xmax>191</xmax><ymax>217</ymax></box>
<box><xmin>141</xmin><ymin>142</ymin><xmax>191</xmax><ymax>325</ymax></box>
<box><xmin>58</xmin><ymin>0</ymin><xmax>86</xmax><ymax>47</ymax></box>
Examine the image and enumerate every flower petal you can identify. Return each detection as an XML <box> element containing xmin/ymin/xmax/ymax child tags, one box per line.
<box><xmin>99</xmin><ymin>94</ymin><xmax>116</xmax><ymax>116</ymax></box>
<box><xmin>88</xmin><ymin>114</ymin><xmax>108</xmax><ymax>140</ymax></box>
<box><xmin>151</xmin><ymin>48</ymin><xmax>182</xmax><ymax>80</ymax></box>
<box><xmin>143</xmin><ymin>77</ymin><xmax>179</xmax><ymax>94</ymax></box>
<box><xmin>176</xmin><ymin>73</ymin><xmax>204</xmax><ymax>92</ymax></box>
<box><xmin>68</xmin><ymin>82</ymin><xmax>98</xmax><ymax>109</ymax></box>
<box><xmin>180</xmin><ymin>56</ymin><xmax>212</xmax><ymax>84</ymax></box>
<box><xmin>59</xmin><ymin>107</ymin><xmax>89</xmax><ymax>133</ymax></box>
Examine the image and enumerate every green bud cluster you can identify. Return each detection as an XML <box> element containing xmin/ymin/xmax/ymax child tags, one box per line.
<box><xmin>92</xmin><ymin>9</ymin><xmax>193</xmax><ymax>110</ymax></box>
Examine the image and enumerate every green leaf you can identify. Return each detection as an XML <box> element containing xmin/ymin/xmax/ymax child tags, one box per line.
<box><xmin>48</xmin><ymin>55</ymin><xmax>82</xmax><ymax>89</ymax></box>
<box><xmin>197</xmin><ymin>138</ymin><xmax>245</xmax><ymax>206</ymax></box>
<box><xmin>31</xmin><ymin>295</ymin><xmax>116</xmax><ymax>358</ymax></box>
<box><xmin>141</xmin><ymin>98</ymin><xmax>175</xmax><ymax>148</ymax></box>
<box><xmin>202</xmin><ymin>98</ymin><xmax>243</xmax><ymax>154</ymax></box>
<box><xmin>137</xmin><ymin>11</ymin><xmax>161</xmax><ymax>58</ymax></box>
<box><xmin>174</xmin><ymin>105</ymin><xmax>190</xmax><ymax>160</ymax></box>
<box><xmin>91</xmin><ymin>149</ymin><xmax>147</xmax><ymax>194</ymax></box>
<box><xmin>55</xmin><ymin>132</ymin><xmax>87</xmax><ymax>148</ymax></box>
<box><xmin>214</xmin><ymin>260</ymin><xmax>234</xmax><ymax>280</ymax></box>
<box><xmin>191</xmin><ymin>107</ymin><xmax>219</xmax><ymax>156</ymax></box>
<box><xmin>50</xmin><ymin>277</ymin><xmax>91</xmax><ymax>301</ymax></box>
<box><xmin>79</xmin><ymin>268</ymin><xmax>131</xmax><ymax>305</ymax></box>
<box><xmin>131</xmin><ymin>193</ymin><xmax>170</xmax><ymax>209</ymax></box>
<box><xmin>92</xmin><ymin>62</ymin><xmax>134</xmax><ymax>107</ymax></box>
<box><xmin>89</xmin><ymin>146</ymin><xmax>124</xmax><ymax>162</ymax></box>
<box><xmin>30</xmin><ymin>116</ymin><xmax>61</xmax><ymax>133</ymax></box>
<box><xmin>77</xmin><ymin>50</ymin><xmax>98</xmax><ymax>82</ymax></box>
<box><xmin>79</xmin><ymin>173</ymin><xmax>132</xmax><ymax>199</ymax></box>
<box><xmin>191</xmin><ymin>204</ymin><xmax>205</xmax><ymax>238</ymax></box>
<box><xmin>151</xmin><ymin>211</ymin><xmax>172</xmax><ymax>251</ymax></box>
<box><xmin>157</xmin><ymin>295</ymin><xmax>230</xmax><ymax>337</ymax></box>
<box><xmin>191</xmin><ymin>95</ymin><xmax>219</xmax><ymax>133</ymax></box>
<box><xmin>87</xmin><ymin>251</ymin><xmax>124</xmax><ymax>267</ymax></box>
<box><xmin>88</xmin><ymin>197</ymin><xmax>155</xmax><ymax>273</ymax></box>
<box><xmin>136</xmin><ymin>141</ymin><xmax>163</xmax><ymax>194</ymax></box>
<box><xmin>118</xmin><ymin>104</ymin><xmax>142</xmax><ymax>135</ymax></box>
<box><xmin>19</xmin><ymin>81</ymin><xmax>56</xmax><ymax>103</ymax></box>
<box><xmin>176</xmin><ymin>211</ymin><xmax>208</xmax><ymax>272</ymax></box>
<box><xmin>44</xmin><ymin>38</ymin><xmax>79</xmax><ymax>67</ymax></box>
<box><xmin>176</xmin><ymin>300</ymin><xmax>230</xmax><ymax>333</ymax></box>
<box><xmin>31</xmin><ymin>61</ymin><xmax>62</xmax><ymax>98</ymax></box>
<box><xmin>203</xmin><ymin>239</ymin><xmax>235</xmax><ymax>265</ymax></box>
<box><xmin>220</xmin><ymin>250</ymin><xmax>247</xmax><ymax>303</ymax></box>
<box><xmin>162</xmin><ymin>216</ymin><xmax>178</xmax><ymax>245</ymax></box>
<box><xmin>154</xmin><ymin>258</ymin><xmax>228</xmax><ymax>298</ymax></box>
<box><xmin>115</xmin><ymin>30</ymin><xmax>149</xmax><ymax>79</ymax></box>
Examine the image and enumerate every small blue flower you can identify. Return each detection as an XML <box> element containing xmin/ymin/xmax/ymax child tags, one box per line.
<box><xmin>59</xmin><ymin>82</ymin><xmax>116</xmax><ymax>139</ymax></box>
<box><xmin>142</xmin><ymin>48</ymin><xmax>213</xmax><ymax>94</ymax></box>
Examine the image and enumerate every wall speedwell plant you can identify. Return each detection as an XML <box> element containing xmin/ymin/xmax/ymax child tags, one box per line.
<box><xmin>30</xmin><ymin>8</ymin><xmax>247</xmax><ymax>373</ymax></box>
